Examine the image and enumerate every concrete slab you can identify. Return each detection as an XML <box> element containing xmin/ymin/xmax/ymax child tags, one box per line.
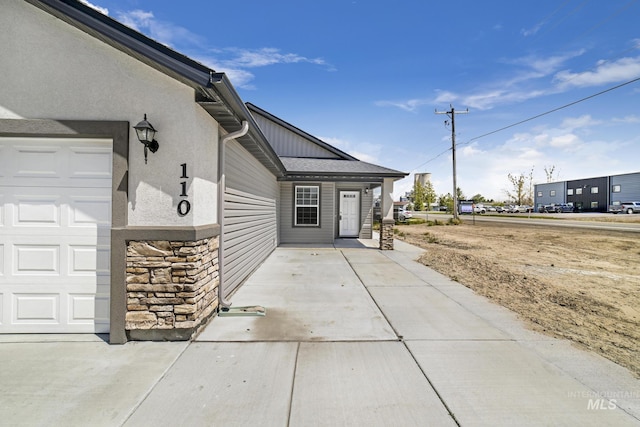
<box><xmin>347</xmin><ymin>256</ymin><xmax>430</xmax><ymax>287</ymax></box>
<box><xmin>124</xmin><ymin>342</ymin><xmax>297</xmax><ymax>427</ymax></box>
<box><xmin>339</xmin><ymin>248</ymin><xmax>395</xmax><ymax>265</ymax></box>
<box><xmin>368</xmin><ymin>286</ymin><xmax>509</xmax><ymax>340</ymax></box>
<box><xmin>289</xmin><ymin>342</ymin><xmax>456</xmax><ymax>426</ymax></box>
<box><xmin>407</xmin><ymin>340</ymin><xmax>638</xmax><ymax>426</ymax></box>
<box><xmin>333</xmin><ymin>238</ymin><xmax>379</xmax><ymax>249</ymax></box>
<box><xmin>0</xmin><ymin>341</ymin><xmax>187</xmax><ymax>427</ymax></box>
<box><xmin>197</xmin><ymin>281</ymin><xmax>396</xmax><ymax>341</ymax></box>
<box><xmin>241</xmin><ymin>248</ymin><xmax>362</xmax><ymax>287</ymax></box>
<box><xmin>517</xmin><ymin>339</ymin><xmax>640</xmax><ymax>419</ymax></box>
<box><xmin>198</xmin><ymin>248</ymin><xmax>396</xmax><ymax>342</ymax></box>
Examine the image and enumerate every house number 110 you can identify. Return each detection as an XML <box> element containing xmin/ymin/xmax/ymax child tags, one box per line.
<box><xmin>178</xmin><ymin>163</ymin><xmax>191</xmax><ymax>216</ymax></box>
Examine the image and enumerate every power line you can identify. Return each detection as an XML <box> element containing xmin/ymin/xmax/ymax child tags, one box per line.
<box><xmin>459</xmin><ymin>75</ymin><xmax>640</xmax><ymax>147</ymax></box>
<box><xmin>411</xmin><ymin>74</ymin><xmax>640</xmax><ymax>172</ymax></box>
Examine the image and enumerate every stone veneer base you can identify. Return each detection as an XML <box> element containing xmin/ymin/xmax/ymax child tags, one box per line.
<box><xmin>379</xmin><ymin>218</ymin><xmax>395</xmax><ymax>250</ymax></box>
<box><xmin>124</xmin><ymin>236</ymin><xmax>219</xmax><ymax>342</ymax></box>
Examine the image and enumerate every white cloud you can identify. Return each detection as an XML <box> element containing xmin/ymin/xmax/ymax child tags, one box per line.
<box><xmin>559</xmin><ymin>114</ymin><xmax>600</xmax><ymax>130</ymax></box>
<box><xmin>79</xmin><ymin>0</ymin><xmax>108</xmax><ymax>15</ymax></box>
<box><xmin>521</xmin><ymin>22</ymin><xmax>544</xmax><ymax>37</ymax></box>
<box><xmin>554</xmin><ymin>56</ymin><xmax>640</xmax><ymax>89</ymax></box>
<box><xmin>377</xmin><ymin>51</ymin><xmax>583</xmax><ymax>112</ymax></box>
<box><xmin>115</xmin><ymin>10</ymin><xmax>204</xmax><ymax>48</ymax></box>
<box><xmin>221</xmin><ymin>48</ymin><xmax>329</xmax><ymax>69</ymax></box>
<box><xmin>319</xmin><ymin>136</ymin><xmax>381</xmax><ymax>164</ymax></box>
<box><xmin>112</xmin><ymin>10</ymin><xmax>332</xmax><ymax>89</ymax></box>
<box><xmin>613</xmin><ymin>114</ymin><xmax>640</xmax><ymax>124</ymax></box>
<box><xmin>374</xmin><ymin>98</ymin><xmax>428</xmax><ymax>113</ymax></box>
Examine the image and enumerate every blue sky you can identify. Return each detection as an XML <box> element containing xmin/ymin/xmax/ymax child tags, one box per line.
<box><xmin>86</xmin><ymin>0</ymin><xmax>640</xmax><ymax>201</ymax></box>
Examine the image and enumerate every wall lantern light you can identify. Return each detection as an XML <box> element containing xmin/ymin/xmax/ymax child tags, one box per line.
<box><xmin>133</xmin><ymin>114</ymin><xmax>159</xmax><ymax>164</ymax></box>
<box><xmin>364</xmin><ymin>187</ymin><xmax>369</xmax><ymax>194</ymax></box>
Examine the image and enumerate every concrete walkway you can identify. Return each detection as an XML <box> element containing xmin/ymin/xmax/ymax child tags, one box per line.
<box><xmin>0</xmin><ymin>238</ymin><xmax>638</xmax><ymax>426</ymax></box>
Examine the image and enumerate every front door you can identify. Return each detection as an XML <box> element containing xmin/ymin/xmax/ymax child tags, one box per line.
<box><xmin>339</xmin><ymin>191</ymin><xmax>360</xmax><ymax>237</ymax></box>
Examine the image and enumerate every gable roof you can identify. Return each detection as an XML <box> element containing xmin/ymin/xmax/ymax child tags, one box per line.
<box><xmin>246</xmin><ymin>103</ymin><xmax>356</xmax><ymax>160</ymax></box>
<box><xmin>26</xmin><ymin>0</ymin><xmax>285</xmax><ymax>177</ymax></box>
<box><xmin>246</xmin><ymin>103</ymin><xmax>407</xmax><ymax>182</ymax></box>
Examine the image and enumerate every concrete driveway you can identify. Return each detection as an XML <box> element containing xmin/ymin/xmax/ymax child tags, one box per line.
<box><xmin>1</xmin><ymin>238</ymin><xmax>638</xmax><ymax>426</ymax></box>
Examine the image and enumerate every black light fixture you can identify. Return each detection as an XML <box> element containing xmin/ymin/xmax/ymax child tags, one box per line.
<box><xmin>133</xmin><ymin>114</ymin><xmax>159</xmax><ymax>164</ymax></box>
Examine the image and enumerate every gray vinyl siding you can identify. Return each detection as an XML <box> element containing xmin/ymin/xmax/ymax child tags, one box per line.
<box><xmin>610</xmin><ymin>172</ymin><xmax>640</xmax><ymax>203</ymax></box>
<box><xmin>223</xmin><ymin>140</ymin><xmax>278</xmax><ymax>298</ymax></box>
<box><xmin>279</xmin><ymin>182</ymin><xmax>335</xmax><ymax>244</ymax></box>
<box><xmin>253</xmin><ymin>114</ymin><xmax>340</xmax><ymax>159</ymax></box>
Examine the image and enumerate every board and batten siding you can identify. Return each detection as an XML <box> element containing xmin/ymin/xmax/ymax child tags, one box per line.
<box><xmin>223</xmin><ymin>140</ymin><xmax>278</xmax><ymax>299</ymax></box>
<box><xmin>252</xmin><ymin>114</ymin><xmax>339</xmax><ymax>159</ymax></box>
<box><xmin>280</xmin><ymin>182</ymin><xmax>335</xmax><ymax>244</ymax></box>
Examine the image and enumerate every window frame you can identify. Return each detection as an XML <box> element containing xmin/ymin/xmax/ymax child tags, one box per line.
<box><xmin>612</xmin><ymin>184</ymin><xmax>621</xmax><ymax>193</ymax></box>
<box><xmin>294</xmin><ymin>184</ymin><xmax>320</xmax><ymax>227</ymax></box>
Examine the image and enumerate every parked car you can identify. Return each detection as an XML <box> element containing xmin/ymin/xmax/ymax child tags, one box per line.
<box><xmin>511</xmin><ymin>205</ymin><xmax>534</xmax><ymax>213</ymax></box>
<box><xmin>393</xmin><ymin>206</ymin><xmax>412</xmax><ymax>221</ymax></box>
<box><xmin>608</xmin><ymin>201</ymin><xmax>640</xmax><ymax>214</ymax></box>
<box><xmin>495</xmin><ymin>206</ymin><xmax>507</xmax><ymax>213</ymax></box>
<box><xmin>473</xmin><ymin>205</ymin><xmax>486</xmax><ymax>214</ymax></box>
<box><xmin>544</xmin><ymin>203</ymin><xmax>574</xmax><ymax>213</ymax></box>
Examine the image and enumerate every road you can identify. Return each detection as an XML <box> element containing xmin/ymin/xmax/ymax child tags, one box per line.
<box><xmin>411</xmin><ymin>212</ymin><xmax>640</xmax><ymax>233</ymax></box>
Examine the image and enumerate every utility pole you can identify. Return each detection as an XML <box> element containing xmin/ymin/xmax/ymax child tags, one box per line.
<box><xmin>435</xmin><ymin>105</ymin><xmax>468</xmax><ymax>220</ymax></box>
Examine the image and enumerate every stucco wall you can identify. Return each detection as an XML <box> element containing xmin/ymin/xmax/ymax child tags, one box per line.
<box><xmin>1</xmin><ymin>1</ymin><xmax>218</xmax><ymax>227</ymax></box>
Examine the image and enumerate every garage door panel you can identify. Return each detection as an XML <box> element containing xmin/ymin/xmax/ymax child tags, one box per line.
<box><xmin>69</xmin><ymin>196</ymin><xmax>111</xmax><ymax>227</ymax></box>
<box><xmin>15</xmin><ymin>196</ymin><xmax>60</xmax><ymax>226</ymax></box>
<box><xmin>13</xmin><ymin>293</ymin><xmax>59</xmax><ymax>323</ymax></box>
<box><xmin>69</xmin><ymin>245</ymin><xmax>110</xmax><ymax>275</ymax></box>
<box><xmin>14</xmin><ymin>245</ymin><xmax>60</xmax><ymax>275</ymax></box>
<box><xmin>69</xmin><ymin>146</ymin><xmax>112</xmax><ymax>180</ymax></box>
<box><xmin>0</xmin><ymin>195</ymin><xmax>4</xmax><ymax>226</ymax></box>
<box><xmin>13</xmin><ymin>145</ymin><xmax>62</xmax><ymax>179</ymax></box>
<box><xmin>0</xmin><ymin>137</ymin><xmax>112</xmax><ymax>334</ymax></box>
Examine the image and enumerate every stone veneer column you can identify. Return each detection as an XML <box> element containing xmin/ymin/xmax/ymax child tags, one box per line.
<box><xmin>379</xmin><ymin>218</ymin><xmax>395</xmax><ymax>250</ymax></box>
<box><xmin>124</xmin><ymin>237</ymin><xmax>219</xmax><ymax>340</ymax></box>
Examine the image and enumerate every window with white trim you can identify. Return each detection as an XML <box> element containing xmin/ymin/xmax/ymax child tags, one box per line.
<box><xmin>591</xmin><ymin>186</ymin><xmax>599</xmax><ymax>194</ymax></box>
<box><xmin>295</xmin><ymin>185</ymin><xmax>319</xmax><ymax>226</ymax></box>
<box><xmin>612</xmin><ymin>184</ymin><xmax>621</xmax><ymax>193</ymax></box>
<box><xmin>576</xmin><ymin>187</ymin><xmax>583</xmax><ymax>195</ymax></box>
<box><xmin>567</xmin><ymin>188</ymin><xmax>574</xmax><ymax>195</ymax></box>
<box><xmin>550</xmin><ymin>190</ymin><xmax>556</xmax><ymax>197</ymax></box>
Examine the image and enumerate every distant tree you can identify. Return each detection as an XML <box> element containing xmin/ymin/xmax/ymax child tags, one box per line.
<box><xmin>456</xmin><ymin>187</ymin><xmax>465</xmax><ymax>201</ymax></box>
<box><xmin>505</xmin><ymin>168</ymin><xmax>534</xmax><ymax>205</ymax></box>
<box><xmin>424</xmin><ymin>181</ymin><xmax>437</xmax><ymax>210</ymax></box>
<box><xmin>544</xmin><ymin>165</ymin><xmax>559</xmax><ymax>183</ymax></box>
<box><xmin>471</xmin><ymin>193</ymin><xmax>487</xmax><ymax>203</ymax></box>
<box><xmin>438</xmin><ymin>193</ymin><xmax>454</xmax><ymax>212</ymax></box>
<box><xmin>412</xmin><ymin>181</ymin><xmax>425</xmax><ymax>211</ymax></box>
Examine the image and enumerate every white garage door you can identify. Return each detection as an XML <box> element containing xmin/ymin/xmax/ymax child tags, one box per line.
<box><xmin>0</xmin><ymin>138</ymin><xmax>112</xmax><ymax>333</ymax></box>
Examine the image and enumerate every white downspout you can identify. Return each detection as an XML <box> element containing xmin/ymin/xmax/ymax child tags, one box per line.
<box><xmin>217</xmin><ymin>120</ymin><xmax>249</xmax><ymax>309</ymax></box>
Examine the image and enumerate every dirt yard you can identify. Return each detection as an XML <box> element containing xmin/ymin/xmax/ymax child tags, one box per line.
<box><xmin>394</xmin><ymin>216</ymin><xmax>640</xmax><ymax>377</ymax></box>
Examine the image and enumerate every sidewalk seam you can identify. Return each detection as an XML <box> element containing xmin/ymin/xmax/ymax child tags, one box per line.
<box><xmin>119</xmin><ymin>342</ymin><xmax>190</xmax><ymax>426</ymax></box>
